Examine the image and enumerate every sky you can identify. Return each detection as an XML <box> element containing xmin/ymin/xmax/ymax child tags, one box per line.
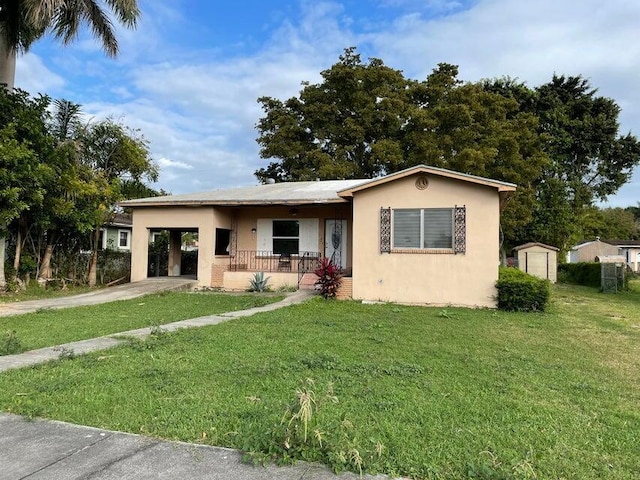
<box><xmin>14</xmin><ymin>0</ymin><xmax>640</xmax><ymax>207</ymax></box>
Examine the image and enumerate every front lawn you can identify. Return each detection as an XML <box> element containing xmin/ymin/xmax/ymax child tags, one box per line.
<box><xmin>0</xmin><ymin>292</ymin><xmax>283</xmax><ymax>353</ymax></box>
<box><xmin>0</xmin><ymin>283</ymin><xmax>638</xmax><ymax>479</ymax></box>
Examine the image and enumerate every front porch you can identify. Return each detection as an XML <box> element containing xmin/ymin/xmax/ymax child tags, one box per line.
<box><xmin>219</xmin><ymin>250</ymin><xmax>321</xmax><ymax>291</ymax></box>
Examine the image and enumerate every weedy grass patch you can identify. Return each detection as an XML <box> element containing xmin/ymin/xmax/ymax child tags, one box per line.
<box><xmin>0</xmin><ymin>282</ymin><xmax>638</xmax><ymax>479</ymax></box>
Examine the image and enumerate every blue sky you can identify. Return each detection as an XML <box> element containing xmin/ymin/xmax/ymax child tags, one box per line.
<box><xmin>14</xmin><ymin>0</ymin><xmax>640</xmax><ymax>207</ymax></box>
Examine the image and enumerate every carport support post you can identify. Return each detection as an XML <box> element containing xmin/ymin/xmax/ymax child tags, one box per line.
<box><xmin>168</xmin><ymin>231</ymin><xmax>182</xmax><ymax>276</ymax></box>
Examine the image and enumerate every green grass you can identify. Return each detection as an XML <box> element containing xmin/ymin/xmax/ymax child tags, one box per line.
<box><xmin>0</xmin><ymin>283</ymin><xmax>638</xmax><ymax>479</ymax></box>
<box><xmin>0</xmin><ymin>283</ymin><xmax>97</xmax><ymax>303</ymax></box>
<box><xmin>0</xmin><ymin>292</ymin><xmax>283</xmax><ymax>353</ymax></box>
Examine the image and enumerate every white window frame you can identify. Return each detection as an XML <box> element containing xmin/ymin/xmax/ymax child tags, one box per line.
<box><xmin>392</xmin><ymin>208</ymin><xmax>454</xmax><ymax>250</ymax></box>
<box><xmin>257</xmin><ymin>218</ymin><xmax>319</xmax><ymax>255</ymax></box>
<box><xmin>118</xmin><ymin>229</ymin><xmax>131</xmax><ymax>250</ymax></box>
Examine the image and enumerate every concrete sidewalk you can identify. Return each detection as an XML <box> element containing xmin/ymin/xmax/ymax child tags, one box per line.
<box><xmin>0</xmin><ymin>289</ymin><xmax>314</xmax><ymax>372</ymax></box>
<box><xmin>0</xmin><ymin>413</ymin><xmax>396</xmax><ymax>480</ymax></box>
<box><xmin>0</xmin><ymin>277</ymin><xmax>198</xmax><ymax>317</ymax></box>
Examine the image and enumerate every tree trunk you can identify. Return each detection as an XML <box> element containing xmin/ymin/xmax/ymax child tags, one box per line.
<box><xmin>87</xmin><ymin>229</ymin><xmax>99</xmax><ymax>287</ymax></box>
<box><xmin>39</xmin><ymin>244</ymin><xmax>54</xmax><ymax>281</ymax></box>
<box><xmin>0</xmin><ymin>35</ymin><xmax>16</xmax><ymax>90</ymax></box>
<box><xmin>13</xmin><ymin>225</ymin><xmax>23</xmax><ymax>276</ymax></box>
<box><xmin>0</xmin><ymin>226</ymin><xmax>6</xmax><ymax>289</ymax></box>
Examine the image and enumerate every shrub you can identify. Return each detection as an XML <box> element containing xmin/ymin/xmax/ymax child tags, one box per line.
<box><xmin>557</xmin><ymin>262</ymin><xmax>601</xmax><ymax>287</ymax></box>
<box><xmin>496</xmin><ymin>267</ymin><xmax>550</xmax><ymax>312</ymax></box>
<box><xmin>248</xmin><ymin>272</ymin><xmax>271</xmax><ymax>292</ymax></box>
<box><xmin>314</xmin><ymin>258</ymin><xmax>342</xmax><ymax>299</ymax></box>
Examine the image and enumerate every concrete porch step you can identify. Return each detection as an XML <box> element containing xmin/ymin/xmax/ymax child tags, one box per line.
<box><xmin>299</xmin><ymin>272</ymin><xmax>318</xmax><ymax>290</ymax></box>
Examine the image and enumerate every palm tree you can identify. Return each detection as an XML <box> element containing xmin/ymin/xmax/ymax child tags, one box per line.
<box><xmin>0</xmin><ymin>0</ymin><xmax>139</xmax><ymax>287</ymax></box>
<box><xmin>1</xmin><ymin>0</ymin><xmax>139</xmax><ymax>88</ymax></box>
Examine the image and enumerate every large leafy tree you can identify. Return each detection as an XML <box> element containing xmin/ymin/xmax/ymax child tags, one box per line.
<box><xmin>0</xmin><ymin>88</ymin><xmax>52</xmax><ymax>282</ymax></box>
<box><xmin>485</xmin><ymin>75</ymin><xmax>640</xmax><ymax>251</ymax></box>
<box><xmin>0</xmin><ymin>0</ymin><xmax>139</xmax><ymax>88</ymax></box>
<box><xmin>255</xmin><ymin>49</ymin><xmax>548</xmax><ymax>245</ymax></box>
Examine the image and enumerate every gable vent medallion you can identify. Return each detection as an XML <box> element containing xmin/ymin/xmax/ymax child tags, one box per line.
<box><xmin>415</xmin><ymin>176</ymin><xmax>429</xmax><ymax>190</ymax></box>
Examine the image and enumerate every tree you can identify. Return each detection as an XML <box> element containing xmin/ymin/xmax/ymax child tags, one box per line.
<box><xmin>255</xmin><ymin>49</ymin><xmax>549</xmax><ymax>245</ymax></box>
<box><xmin>0</xmin><ymin>0</ymin><xmax>139</xmax><ymax>88</ymax></box>
<box><xmin>581</xmin><ymin>206</ymin><xmax>640</xmax><ymax>241</ymax></box>
<box><xmin>78</xmin><ymin>118</ymin><xmax>157</xmax><ymax>286</ymax></box>
<box><xmin>0</xmin><ymin>0</ymin><xmax>140</xmax><ymax>287</ymax></box>
<box><xmin>0</xmin><ymin>88</ymin><xmax>52</xmax><ymax>282</ymax></box>
<box><xmin>484</xmin><ymin>75</ymin><xmax>640</xmax><ymax>251</ymax></box>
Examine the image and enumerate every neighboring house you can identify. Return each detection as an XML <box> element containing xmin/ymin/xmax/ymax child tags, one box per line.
<box><xmin>120</xmin><ymin>165</ymin><xmax>516</xmax><ymax>307</ymax></box>
<box><xmin>566</xmin><ymin>238</ymin><xmax>619</xmax><ymax>264</ymax></box>
<box><xmin>603</xmin><ymin>240</ymin><xmax>640</xmax><ymax>273</ymax></box>
<box><xmin>513</xmin><ymin>242</ymin><xmax>559</xmax><ymax>283</ymax></box>
<box><xmin>99</xmin><ymin>213</ymin><xmax>132</xmax><ymax>251</ymax></box>
<box><xmin>566</xmin><ymin>238</ymin><xmax>640</xmax><ymax>272</ymax></box>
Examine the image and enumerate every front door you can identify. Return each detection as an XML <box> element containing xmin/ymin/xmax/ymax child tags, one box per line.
<box><xmin>324</xmin><ymin>219</ymin><xmax>347</xmax><ymax>269</ymax></box>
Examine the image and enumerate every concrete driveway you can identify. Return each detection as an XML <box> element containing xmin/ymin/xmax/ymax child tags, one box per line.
<box><xmin>0</xmin><ymin>277</ymin><xmax>197</xmax><ymax>317</ymax></box>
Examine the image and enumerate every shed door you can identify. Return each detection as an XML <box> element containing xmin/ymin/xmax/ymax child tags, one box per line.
<box><xmin>525</xmin><ymin>252</ymin><xmax>549</xmax><ymax>279</ymax></box>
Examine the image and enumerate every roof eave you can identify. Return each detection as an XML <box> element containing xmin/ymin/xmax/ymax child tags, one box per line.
<box><xmin>337</xmin><ymin>165</ymin><xmax>517</xmax><ymax>197</ymax></box>
<box><xmin>119</xmin><ymin>198</ymin><xmax>350</xmax><ymax>208</ymax></box>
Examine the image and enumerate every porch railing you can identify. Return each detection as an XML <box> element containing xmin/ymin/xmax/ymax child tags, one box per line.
<box><xmin>229</xmin><ymin>250</ymin><xmax>321</xmax><ymax>275</ymax></box>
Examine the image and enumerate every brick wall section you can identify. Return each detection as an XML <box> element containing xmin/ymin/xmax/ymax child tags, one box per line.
<box><xmin>336</xmin><ymin>277</ymin><xmax>353</xmax><ymax>300</ymax></box>
<box><xmin>211</xmin><ymin>264</ymin><xmax>228</xmax><ymax>288</ymax></box>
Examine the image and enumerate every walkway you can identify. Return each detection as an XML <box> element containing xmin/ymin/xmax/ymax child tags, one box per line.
<box><xmin>1</xmin><ymin>413</ymin><xmax>396</xmax><ymax>480</ymax></box>
<box><xmin>0</xmin><ymin>289</ymin><xmax>313</xmax><ymax>372</ymax></box>
<box><xmin>0</xmin><ymin>277</ymin><xmax>198</xmax><ymax>317</ymax></box>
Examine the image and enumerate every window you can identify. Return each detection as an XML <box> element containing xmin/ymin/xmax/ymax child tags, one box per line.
<box><xmin>118</xmin><ymin>230</ymin><xmax>130</xmax><ymax>249</ymax></box>
<box><xmin>393</xmin><ymin>208</ymin><xmax>453</xmax><ymax>249</ymax></box>
<box><xmin>215</xmin><ymin>228</ymin><xmax>231</xmax><ymax>255</ymax></box>
<box><xmin>272</xmin><ymin>220</ymin><xmax>299</xmax><ymax>255</ymax></box>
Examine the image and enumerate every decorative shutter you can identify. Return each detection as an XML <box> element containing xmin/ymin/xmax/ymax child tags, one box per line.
<box><xmin>380</xmin><ymin>207</ymin><xmax>391</xmax><ymax>253</ymax></box>
<box><xmin>454</xmin><ymin>205</ymin><xmax>466</xmax><ymax>254</ymax></box>
<box><xmin>298</xmin><ymin>218</ymin><xmax>319</xmax><ymax>253</ymax></box>
<box><xmin>256</xmin><ymin>219</ymin><xmax>272</xmax><ymax>252</ymax></box>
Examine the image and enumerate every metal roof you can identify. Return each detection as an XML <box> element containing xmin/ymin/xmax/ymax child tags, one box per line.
<box><xmin>119</xmin><ymin>179</ymin><xmax>370</xmax><ymax>207</ymax></box>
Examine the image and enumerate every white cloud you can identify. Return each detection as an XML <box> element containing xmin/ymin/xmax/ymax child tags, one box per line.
<box><xmin>14</xmin><ymin>53</ymin><xmax>65</xmax><ymax>92</ymax></box>
<box><xmin>157</xmin><ymin>157</ymin><xmax>193</xmax><ymax>170</ymax></box>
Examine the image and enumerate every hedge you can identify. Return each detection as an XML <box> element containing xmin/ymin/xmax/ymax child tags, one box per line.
<box><xmin>557</xmin><ymin>262</ymin><xmax>601</xmax><ymax>287</ymax></box>
<box><xmin>496</xmin><ymin>267</ymin><xmax>551</xmax><ymax>312</ymax></box>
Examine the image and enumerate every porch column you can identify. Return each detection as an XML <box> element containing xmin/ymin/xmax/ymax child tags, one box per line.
<box><xmin>168</xmin><ymin>230</ymin><xmax>182</xmax><ymax>276</ymax></box>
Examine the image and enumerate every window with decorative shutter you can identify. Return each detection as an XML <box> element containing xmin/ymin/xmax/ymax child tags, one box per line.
<box><xmin>384</xmin><ymin>206</ymin><xmax>466</xmax><ymax>254</ymax></box>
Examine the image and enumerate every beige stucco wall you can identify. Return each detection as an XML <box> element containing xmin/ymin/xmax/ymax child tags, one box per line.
<box><xmin>516</xmin><ymin>246</ymin><xmax>557</xmax><ymax>283</ymax></box>
<box><xmin>131</xmin><ymin>206</ymin><xmax>232</xmax><ymax>287</ymax></box>
<box><xmin>223</xmin><ymin>271</ymin><xmax>298</xmax><ymax>291</ymax></box>
<box><xmin>573</xmin><ymin>240</ymin><xmax>619</xmax><ymax>263</ymax></box>
<box><xmin>351</xmin><ymin>174</ymin><xmax>501</xmax><ymax>307</ymax></box>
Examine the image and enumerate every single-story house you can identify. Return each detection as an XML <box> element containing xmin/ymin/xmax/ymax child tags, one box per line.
<box><xmin>567</xmin><ymin>238</ymin><xmax>640</xmax><ymax>272</ymax></box>
<box><xmin>566</xmin><ymin>238</ymin><xmax>619</xmax><ymax>264</ymax></box>
<box><xmin>99</xmin><ymin>213</ymin><xmax>132</xmax><ymax>251</ymax></box>
<box><xmin>119</xmin><ymin>165</ymin><xmax>516</xmax><ymax>307</ymax></box>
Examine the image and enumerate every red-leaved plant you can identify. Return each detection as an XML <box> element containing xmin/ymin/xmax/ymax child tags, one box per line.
<box><xmin>314</xmin><ymin>257</ymin><xmax>342</xmax><ymax>299</ymax></box>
